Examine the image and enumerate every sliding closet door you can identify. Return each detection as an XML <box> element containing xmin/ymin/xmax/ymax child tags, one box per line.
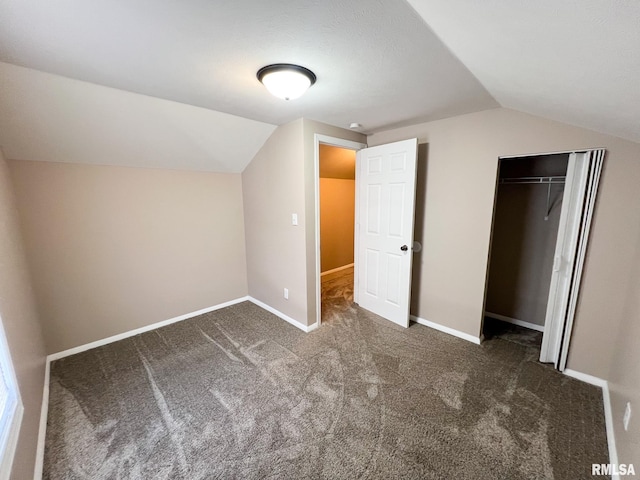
<box><xmin>539</xmin><ymin>153</ymin><xmax>587</xmax><ymax>365</ymax></box>
<box><xmin>558</xmin><ymin>150</ymin><xmax>605</xmax><ymax>370</ymax></box>
<box><xmin>539</xmin><ymin>150</ymin><xmax>605</xmax><ymax>369</ymax></box>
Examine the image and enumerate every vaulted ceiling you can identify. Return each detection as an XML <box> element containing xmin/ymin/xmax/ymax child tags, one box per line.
<box><xmin>406</xmin><ymin>0</ymin><xmax>640</xmax><ymax>143</ymax></box>
<box><xmin>0</xmin><ymin>0</ymin><xmax>638</xmax><ymax>172</ymax></box>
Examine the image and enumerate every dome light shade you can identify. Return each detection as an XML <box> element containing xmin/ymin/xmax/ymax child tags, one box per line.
<box><xmin>257</xmin><ymin>64</ymin><xmax>316</xmax><ymax>100</ymax></box>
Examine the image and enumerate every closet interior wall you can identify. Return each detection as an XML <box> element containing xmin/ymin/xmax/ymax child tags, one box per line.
<box><xmin>485</xmin><ymin>154</ymin><xmax>569</xmax><ymax>330</ymax></box>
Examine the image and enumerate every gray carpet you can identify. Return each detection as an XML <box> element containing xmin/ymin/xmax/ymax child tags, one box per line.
<box><xmin>45</xmin><ymin>280</ymin><xmax>609</xmax><ymax>479</ymax></box>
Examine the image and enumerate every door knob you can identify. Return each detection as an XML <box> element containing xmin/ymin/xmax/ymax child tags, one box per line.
<box><xmin>400</xmin><ymin>245</ymin><xmax>408</xmax><ymax>251</ymax></box>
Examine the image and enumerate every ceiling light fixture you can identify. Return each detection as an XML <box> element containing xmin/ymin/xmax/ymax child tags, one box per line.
<box><xmin>257</xmin><ymin>64</ymin><xmax>316</xmax><ymax>101</ymax></box>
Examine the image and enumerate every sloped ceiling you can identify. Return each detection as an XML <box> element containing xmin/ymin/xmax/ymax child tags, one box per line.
<box><xmin>0</xmin><ymin>0</ymin><xmax>495</xmax><ymax>134</ymax></box>
<box><xmin>406</xmin><ymin>0</ymin><xmax>640</xmax><ymax>143</ymax></box>
<box><xmin>0</xmin><ymin>62</ymin><xmax>276</xmax><ymax>172</ymax></box>
<box><xmin>0</xmin><ymin>0</ymin><xmax>638</xmax><ymax>172</ymax></box>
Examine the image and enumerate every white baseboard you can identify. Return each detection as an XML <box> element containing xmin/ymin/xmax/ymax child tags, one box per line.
<box><xmin>563</xmin><ymin>368</ymin><xmax>607</xmax><ymax>388</ymax></box>
<box><xmin>34</xmin><ymin>296</ymin><xmax>251</xmax><ymax>479</ymax></box>
<box><xmin>247</xmin><ymin>297</ymin><xmax>318</xmax><ymax>333</ymax></box>
<box><xmin>33</xmin><ymin>360</ymin><xmax>50</xmax><ymax>480</ymax></box>
<box><xmin>484</xmin><ymin>312</ymin><xmax>545</xmax><ymax>332</ymax></box>
<box><xmin>320</xmin><ymin>263</ymin><xmax>354</xmax><ymax>277</ymax></box>
<box><xmin>564</xmin><ymin>369</ymin><xmax>618</xmax><ymax>477</ymax></box>
<box><xmin>410</xmin><ymin>315</ymin><xmax>482</xmax><ymax>345</ymax></box>
<box><xmin>48</xmin><ymin>297</ymin><xmax>249</xmax><ymax>362</ymax></box>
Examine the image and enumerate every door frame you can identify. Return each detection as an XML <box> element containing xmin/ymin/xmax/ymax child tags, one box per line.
<box><xmin>314</xmin><ymin>134</ymin><xmax>367</xmax><ymax>326</ymax></box>
<box><xmin>0</xmin><ymin>314</ymin><xmax>24</xmax><ymax>480</ymax></box>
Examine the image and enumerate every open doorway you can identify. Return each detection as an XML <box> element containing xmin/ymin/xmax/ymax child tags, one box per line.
<box><xmin>313</xmin><ymin>135</ymin><xmax>419</xmax><ymax>330</ymax></box>
<box><xmin>318</xmin><ymin>144</ymin><xmax>357</xmax><ymax>323</ymax></box>
<box><xmin>483</xmin><ymin>153</ymin><xmax>569</xmax><ymax>353</ymax></box>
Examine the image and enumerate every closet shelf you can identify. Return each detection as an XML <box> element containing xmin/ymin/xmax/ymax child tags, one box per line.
<box><xmin>500</xmin><ymin>175</ymin><xmax>566</xmax><ymax>185</ymax></box>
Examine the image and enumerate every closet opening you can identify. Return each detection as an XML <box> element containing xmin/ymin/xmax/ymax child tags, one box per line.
<box><xmin>483</xmin><ymin>153</ymin><xmax>570</xmax><ymax>355</ymax></box>
<box><xmin>482</xmin><ymin>149</ymin><xmax>605</xmax><ymax>369</ymax></box>
<box><xmin>318</xmin><ymin>144</ymin><xmax>357</xmax><ymax>323</ymax></box>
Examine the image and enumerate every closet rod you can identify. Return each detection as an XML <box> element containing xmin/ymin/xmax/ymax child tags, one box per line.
<box><xmin>500</xmin><ymin>175</ymin><xmax>566</xmax><ymax>185</ymax></box>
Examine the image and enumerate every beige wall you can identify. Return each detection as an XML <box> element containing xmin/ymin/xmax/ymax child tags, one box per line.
<box><xmin>9</xmin><ymin>160</ymin><xmax>248</xmax><ymax>353</ymax></box>
<box><xmin>370</xmin><ymin>107</ymin><xmax>640</xmax><ymax>467</ymax></box>
<box><xmin>319</xmin><ymin>178</ymin><xmax>355</xmax><ymax>272</ymax></box>
<box><xmin>0</xmin><ymin>149</ymin><xmax>47</xmax><ymax>478</ymax></box>
<box><xmin>607</xmin><ymin>220</ymin><xmax>640</xmax><ymax>468</ymax></box>
<box><xmin>368</xmin><ymin>107</ymin><xmax>640</xmax><ymax>380</ymax></box>
<box><xmin>243</xmin><ymin>119</ymin><xmax>365</xmax><ymax>327</ymax></box>
<box><xmin>485</xmin><ymin>155</ymin><xmax>568</xmax><ymax>327</ymax></box>
<box><xmin>242</xmin><ymin>119</ymin><xmax>308</xmax><ymax>323</ymax></box>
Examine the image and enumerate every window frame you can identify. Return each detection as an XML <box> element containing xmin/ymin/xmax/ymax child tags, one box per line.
<box><xmin>0</xmin><ymin>314</ymin><xmax>23</xmax><ymax>480</ymax></box>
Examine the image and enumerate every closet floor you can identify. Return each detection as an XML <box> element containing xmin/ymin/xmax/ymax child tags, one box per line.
<box><xmin>482</xmin><ymin>316</ymin><xmax>543</xmax><ymax>349</ymax></box>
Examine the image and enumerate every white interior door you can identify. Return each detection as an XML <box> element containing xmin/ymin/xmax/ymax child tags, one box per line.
<box><xmin>356</xmin><ymin>138</ymin><xmax>418</xmax><ymax>327</ymax></box>
<box><xmin>540</xmin><ymin>150</ymin><xmax>605</xmax><ymax>368</ymax></box>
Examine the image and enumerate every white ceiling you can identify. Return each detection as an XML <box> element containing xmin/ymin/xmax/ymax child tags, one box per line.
<box><xmin>0</xmin><ymin>0</ymin><xmax>496</xmax><ymax>134</ymax></box>
<box><xmin>0</xmin><ymin>0</ymin><xmax>638</xmax><ymax>172</ymax></box>
<box><xmin>406</xmin><ymin>0</ymin><xmax>640</xmax><ymax>143</ymax></box>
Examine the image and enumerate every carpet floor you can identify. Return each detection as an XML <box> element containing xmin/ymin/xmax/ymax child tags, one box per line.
<box><xmin>45</xmin><ymin>277</ymin><xmax>609</xmax><ymax>479</ymax></box>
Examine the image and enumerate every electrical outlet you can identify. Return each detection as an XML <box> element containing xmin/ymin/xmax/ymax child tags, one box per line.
<box><xmin>284</xmin><ymin>288</ymin><xmax>289</xmax><ymax>300</ymax></box>
<box><xmin>291</xmin><ymin>213</ymin><xmax>298</xmax><ymax>226</ymax></box>
<box><xmin>623</xmin><ymin>402</ymin><xmax>632</xmax><ymax>431</ymax></box>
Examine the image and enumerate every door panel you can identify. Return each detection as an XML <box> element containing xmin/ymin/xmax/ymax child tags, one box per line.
<box><xmin>539</xmin><ymin>150</ymin><xmax>605</xmax><ymax>369</ymax></box>
<box><xmin>365</xmin><ymin>249</ymin><xmax>379</xmax><ymax>296</ymax></box>
<box><xmin>366</xmin><ymin>185</ymin><xmax>381</xmax><ymax>233</ymax></box>
<box><xmin>557</xmin><ymin>150</ymin><xmax>604</xmax><ymax>370</ymax></box>
<box><xmin>356</xmin><ymin>138</ymin><xmax>418</xmax><ymax>327</ymax></box>
<box><xmin>540</xmin><ymin>153</ymin><xmax>586</xmax><ymax>365</ymax></box>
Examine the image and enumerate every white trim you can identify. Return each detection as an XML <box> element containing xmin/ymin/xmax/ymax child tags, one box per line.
<box><xmin>602</xmin><ymin>384</ymin><xmax>619</xmax><ymax>480</ymax></box>
<box><xmin>48</xmin><ymin>296</ymin><xmax>249</xmax><ymax>361</ymax></box>
<box><xmin>1</xmin><ymin>403</ymin><xmax>22</xmax><ymax>480</ymax></box>
<box><xmin>540</xmin><ymin>152</ymin><xmax>588</xmax><ymax>367</ymax></box>
<box><xmin>33</xmin><ymin>360</ymin><xmax>50</xmax><ymax>480</ymax></box>
<box><xmin>315</xmin><ymin>135</ymin><xmax>366</xmax><ymax>151</ymax></box>
<box><xmin>0</xmin><ymin>314</ymin><xmax>24</xmax><ymax>480</ymax></box>
<box><xmin>499</xmin><ymin>148</ymin><xmax>605</xmax><ymax>160</ymax></box>
<box><xmin>558</xmin><ymin>150</ymin><xmax>605</xmax><ymax>371</ymax></box>
<box><xmin>354</xmin><ymin>148</ymin><xmax>362</xmax><ymax>305</ymax></box>
<box><xmin>410</xmin><ymin>315</ymin><xmax>482</xmax><ymax>345</ymax></box>
<box><xmin>563</xmin><ymin>368</ymin><xmax>607</xmax><ymax>388</ymax></box>
<box><xmin>564</xmin><ymin>369</ymin><xmax>618</xmax><ymax>478</ymax></box>
<box><xmin>248</xmin><ymin>297</ymin><xmax>318</xmax><ymax>333</ymax></box>
<box><xmin>314</xmin><ymin>134</ymin><xmax>367</xmax><ymax>328</ymax></box>
<box><xmin>34</xmin><ymin>295</ymin><xmax>321</xmax><ymax>478</ymax></box>
<box><xmin>484</xmin><ymin>312</ymin><xmax>545</xmax><ymax>332</ymax></box>
<box><xmin>320</xmin><ymin>263</ymin><xmax>354</xmax><ymax>277</ymax></box>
